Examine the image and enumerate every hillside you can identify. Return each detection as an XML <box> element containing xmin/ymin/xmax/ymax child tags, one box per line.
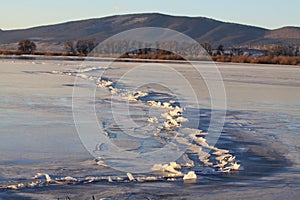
<box><xmin>0</xmin><ymin>13</ymin><xmax>300</xmax><ymax>51</ymax></box>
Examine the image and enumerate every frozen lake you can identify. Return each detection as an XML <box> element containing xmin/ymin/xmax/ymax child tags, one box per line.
<box><xmin>0</xmin><ymin>58</ymin><xmax>299</xmax><ymax>199</ymax></box>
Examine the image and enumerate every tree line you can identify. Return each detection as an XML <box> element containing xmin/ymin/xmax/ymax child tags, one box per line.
<box><xmin>17</xmin><ymin>39</ymin><xmax>215</xmax><ymax>57</ymax></box>
<box><xmin>17</xmin><ymin>39</ymin><xmax>97</xmax><ymax>55</ymax></box>
<box><xmin>16</xmin><ymin>39</ymin><xmax>300</xmax><ymax>57</ymax></box>
<box><xmin>64</xmin><ymin>39</ymin><xmax>214</xmax><ymax>57</ymax></box>
<box><xmin>64</xmin><ymin>39</ymin><xmax>95</xmax><ymax>55</ymax></box>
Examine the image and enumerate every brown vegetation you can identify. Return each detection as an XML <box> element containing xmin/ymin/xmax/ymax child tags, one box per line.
<box><xmin>212</xmin><ymin>55</ymin><xmax>300</xmax><ymax>66</ymax></box>
<box><xmin>119</xmin><ymin>49</ymin><xmax>184</xmax><ymax>60</ymax></box>
<box><xmin>1</xmin><ymin>49</ymin><xmax>300</xmax><ymax>66</ymax></box>
<box><xmin>0</xmin><ymin>50</ymin><xmax>23</xmax><ymax>55</ymax></box>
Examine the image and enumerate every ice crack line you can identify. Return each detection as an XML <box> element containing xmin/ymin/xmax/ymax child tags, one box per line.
<box><xmin>50</xmin><ymin>67</ymin><xmax>240</xmax><ymax>175</ymax></box>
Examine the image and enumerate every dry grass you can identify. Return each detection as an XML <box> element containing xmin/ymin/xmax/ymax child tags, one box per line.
<box><xmin>119</xmin><ymin>51</ymin><xmax>184</xmax><ymax>60</ymax></box>
<box><xmin>1</xmin><ymin>49</ymin><xmax>300</xmax><ymax>66</ymax></box>
<box><xmin>213</xmin><ymin>55</ymin><xmax>300</xmax><ymax>66</ymax></box>
<box><xmin>0</xmin><ymin>50</ymin><xmax>23</xmax><ymax>55</ymax></box>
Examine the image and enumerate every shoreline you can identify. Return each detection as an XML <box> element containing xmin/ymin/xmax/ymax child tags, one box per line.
<box><xmin>0</xmin><ymin>53</ymin><xmax>300</xmax><ymax>67</ymax></box>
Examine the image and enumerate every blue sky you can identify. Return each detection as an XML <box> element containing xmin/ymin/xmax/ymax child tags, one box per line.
<box><xmin>0</xmin><ymin>0</ymin><xmax>299</xmax><ymax>30</ymax></box>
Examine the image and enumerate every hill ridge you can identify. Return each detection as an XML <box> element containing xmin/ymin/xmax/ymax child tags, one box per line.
<box><xmin>0</xmin><ymin>13</ymin><xmax>299</xmax><ymax>51</ymax></box>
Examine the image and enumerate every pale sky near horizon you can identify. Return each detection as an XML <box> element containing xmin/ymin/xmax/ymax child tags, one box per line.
<box><xmin>0</xmin><ymin>0</ymin><xmax>298</xmax><ymax>30</ymax></box>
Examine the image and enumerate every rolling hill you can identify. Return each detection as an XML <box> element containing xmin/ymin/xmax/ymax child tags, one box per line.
<box><xmin>0</xmin><ymin>13</ymin><xmax>300</xmax><ymax>51</ymax></box>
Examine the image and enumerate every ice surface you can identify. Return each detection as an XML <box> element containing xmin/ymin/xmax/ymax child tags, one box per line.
<box><xmin>0</xmin><ymin>59</ymin><xmax>299</xmax><ymax>199</ymax></box>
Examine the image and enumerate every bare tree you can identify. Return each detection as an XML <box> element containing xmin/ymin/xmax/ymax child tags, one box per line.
<box><xmin>217</xmin><ymin>44</ymin><xmax>224</xmax><ymax>55</ymax></box>
<box><xmin>65</xmin><ymin>41</ymin><xmax>76</xmax><ymax>54</ymax></box>
<box><xmin>76</xmin><ymin>39</ymin><xmax>95</xmax><ymax>55</ymax></box>
<box><xmin>201</xmin><ymin>42</ymin><xmax>212</xmax><ymax>55</ymax></box>
<box><xmin>87</xmin><ymin>40</ymin><xmax>96</xmax><ymax>53</ymax></box>
<box><xmin>18</xmin><ymin>39</ymin><xmax>36</xmax><ymax>54</ymax></box>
